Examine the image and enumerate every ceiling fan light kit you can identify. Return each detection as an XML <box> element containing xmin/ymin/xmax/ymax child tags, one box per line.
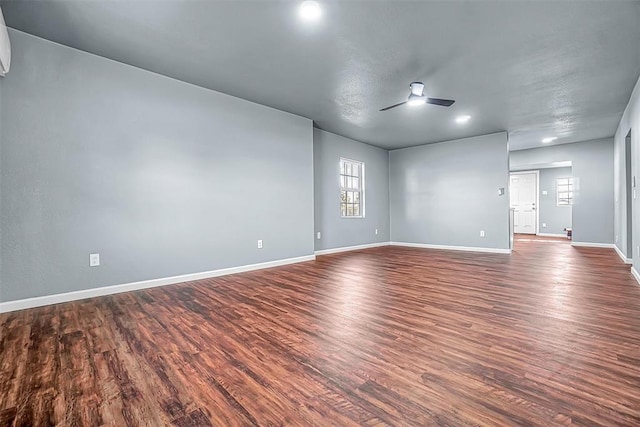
<box><xmin>380</xmin><ymin>81</ymin><xmax>455</xmax><ymax>111</ymax></box>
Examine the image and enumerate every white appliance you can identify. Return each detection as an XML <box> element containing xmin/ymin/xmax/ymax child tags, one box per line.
<box><xmin>0</xmin><ymin>7</ymin><xmax>10</xmax><ymax>76</ymax></box>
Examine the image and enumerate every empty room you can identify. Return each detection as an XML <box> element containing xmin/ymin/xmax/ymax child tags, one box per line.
<box><xmin>1</xmin><ymin>0</ymin><xmax>640</xmax><ymax>425</ymax></box>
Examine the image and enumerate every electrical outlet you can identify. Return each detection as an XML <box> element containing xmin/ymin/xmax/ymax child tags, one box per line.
<box><xmin>316</xmin><ymin>232</ymin><xmax>321</xmax><ymax>240</ymax></box>
<box><xmin>616</xmin><ymin>235</ymin><xmax>619</xmax><ymax>243</ymax></box>
<box><xmin>89</xmin><ymin>253</ymin><xmax>100</xmax><ymax>267</ymax></box>
<box><xmin>375</xmin><ymin>228</ymin><xmax>379</xmax><ymax>235</ymax></box>
<box><xmin>257</xmin><ymin>239</ymin><xmax>263</xmax><ymax>249</ymax></box>
<box><xmin>480</xmin><ymin>230</ymin><xmax>485</xmax><ymax>238</ymax></box>
<box><xmin>542</xmin><ymin>223</ymin><xmax>547</xmax><ymax>228</ymax></box>
<box><xmin>637</xmin><ymin>246</ymin><xmax>639</xmax><ymax>257</ymax></box>
<box><xmin>542</xmin><ymin>190</ymin><xmax>548</xmax><ymax>195</ymax></box>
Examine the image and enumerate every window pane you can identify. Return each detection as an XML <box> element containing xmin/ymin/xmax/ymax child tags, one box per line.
<box><xmin>558</xmin><ymin>192</ymin><xmax>569</xmax><ymax>199</ymax></box>
<box><xmin>339</xmin><ymin>159</ymin><xmax>364</xmax><ymax>216</ymax></box>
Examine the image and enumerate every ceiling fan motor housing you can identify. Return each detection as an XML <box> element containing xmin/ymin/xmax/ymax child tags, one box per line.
<box><xmin>409</xmin><ymin>82</ymin><xmax>425</xmax><ymax>96</ymax></box>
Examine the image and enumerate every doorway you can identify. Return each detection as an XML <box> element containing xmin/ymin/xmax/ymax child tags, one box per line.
<box><xmin>510</xmin><ymin>171</ymin><xmax>538</xmax><ymax>234</ymax></box>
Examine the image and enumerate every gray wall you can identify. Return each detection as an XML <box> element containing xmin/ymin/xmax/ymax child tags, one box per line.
<box><xmin>0</xmin><ymin>73</ymin><xmax>2</xmax><ymax>290</ymax></box>
<box><xmin>614</xmin><ymin>73</ymin><xmax>640</xmax><ymax>265</ymax></box>
<box><xmin>510</xmin><ymin>139</ymin><xmax>614</xmax><ymax>244</ymax></box>
<box><xmin>0</xmin><ymin>30</ymin><xmax>314</xmax><ymax>302</ymax></box>
<box><xmin>538</xmin><ymin>167</ymin><xmax>572</xmax><ymax>235</ymax></box>
<box><xmin>389</xmin><ymin>132</ymin><xmax>510</xmax><ymax>250</ymax></box>
<box><xmin>313</xmin><ymin>129</ymin><xmax>389</xmax><ymax>251</ymax></box>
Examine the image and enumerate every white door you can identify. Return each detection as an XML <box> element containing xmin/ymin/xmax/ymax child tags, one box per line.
<box><xmin>510</xmin><ymin>172</ymin><xmax>537</xmax><ymax>234</ymax></box>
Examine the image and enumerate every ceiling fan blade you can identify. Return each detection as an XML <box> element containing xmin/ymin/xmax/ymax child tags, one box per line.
<box><xmin>380</xmin><ymin>101</ymin><xmax>408</xmax><ymax>111</ymax></box>
<box><xmin>426</xmin><ymin>98</ymin><xmax>455</xmax><ymax>107</ymax></box>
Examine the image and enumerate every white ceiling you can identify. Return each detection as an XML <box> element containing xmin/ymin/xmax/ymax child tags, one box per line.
<box><xmin>3</xmin><ymin>0</ymin><xmax>640</xmax><ymax>151</ymax></box>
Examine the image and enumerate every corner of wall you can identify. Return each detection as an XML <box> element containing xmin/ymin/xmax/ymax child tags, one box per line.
<box><xmin>312</xmin><ymin>129</ymin><xmax>391</xmax><ymax>252</ymax></box>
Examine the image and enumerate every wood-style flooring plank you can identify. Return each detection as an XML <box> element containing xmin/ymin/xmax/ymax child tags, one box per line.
<box><xmin>2</xmin><ymin>235</ymin><xmax>640</xmax><ymax>425</ymax></box>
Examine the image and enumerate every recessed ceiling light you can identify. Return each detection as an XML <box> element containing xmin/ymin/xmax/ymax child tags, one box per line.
<box><xmin>299</xmin><ymin>1</ymin><xmax>321</xmax><ymax>21</ymax></box>
<box><xmin>542</xmin><ymin>137</ymin><xmax>557</xmax><ymax>143</ymax></box>
<box><xmin>455</xmin><ymin>115</ymin><xmax>471</xmax><ymax>124</ymax></box>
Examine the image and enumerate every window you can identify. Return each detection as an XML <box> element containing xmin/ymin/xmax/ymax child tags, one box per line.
<box><xmin>340</xmin><ymin>158</ymin><xmax>364</xmax><ymax>217</ymax></box>
<box><xmin>557</xmin><ymin>177</ymin><xmax>573</xmax><ymax>206</ymax></box>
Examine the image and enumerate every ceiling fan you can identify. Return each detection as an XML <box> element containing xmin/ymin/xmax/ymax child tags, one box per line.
<box><xmin>380</xmin><ymin>82</ymin><xmax>455</xmax><ymax>111</ymax></box>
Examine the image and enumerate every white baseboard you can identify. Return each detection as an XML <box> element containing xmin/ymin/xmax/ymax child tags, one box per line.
<box><xmin>571</xmin><ymin>242</ymin><xmax>616</xmax><ymax>249</ymax></box>
<box><xmin>536</xmin><ymin>233</ymin><xmax>567</xmax><ymax>238</ymax></box>
<box><xmin>632</xmin><ymin>266</ymin><xmax>640</xmax><ymax>285</ymax></box>
<box><xmin>0</xmin><ymin>254</ymin><xmax>316</xmax><ymax>314</ymax></box>
<box><xmin>390</xmin><ymin>241</ymin><xmax>511</xmax><ymax>254</ymax></box>
<box><xmin>314</xmin><ymin>242</ymin><xmax>390</xmax><ymax>255</ymax></box>
<box><xmin>614</xmin><ymin>245</ymin><xmax>633</xmax><ymax>264</ymax></box>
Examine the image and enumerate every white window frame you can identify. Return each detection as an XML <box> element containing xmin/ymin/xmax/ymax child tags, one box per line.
<box><xmin>556</xmin><ymin>177</ymin><xmax>573</xmax><ymax>206</ymax></box>
<box><xmin>339</xmin><ymin>158</ymin><xmax>365</xmax><ymax>218</ymax></box>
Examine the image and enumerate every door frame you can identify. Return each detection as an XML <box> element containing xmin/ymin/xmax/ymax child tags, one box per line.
<box><xmin>509</xmin><ymin>170</ymin><xmax>540</xmax><ymax>235</ymax></box>
<box><xmin>625</xmin><ymin>129</ymin><xmax>633</xmax><ymax>258</ymax></box>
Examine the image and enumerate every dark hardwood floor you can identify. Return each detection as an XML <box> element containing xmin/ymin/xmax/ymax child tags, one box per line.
<box><xmin>2</xmin><ymin>235</ymin><xmax>640</xmax><ymax>426</ymax></box>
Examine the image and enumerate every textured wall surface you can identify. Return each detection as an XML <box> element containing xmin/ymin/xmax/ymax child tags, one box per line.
<box><xmin>614</xmin><ymin>74</ymin><xmax>640</xmax><ymax>266</ymax></box>
<box><xmin>1</xmin><ymin>30</ymin><xmax>314</xmax><ymax>302</ymax></box>
<box><xmin>538</xmin><ymin>167</ymin><xmax>573</xmax><ymax>235</ymax></box>
<box><xmin>390</xmin><ymin>133</ymin><xmax>510</xmax><ymax>250</ymax></box>
<box><xmin>313</xmin><ymin>129</ymin><xmax>390</xmax><ymax>251</ymax></box>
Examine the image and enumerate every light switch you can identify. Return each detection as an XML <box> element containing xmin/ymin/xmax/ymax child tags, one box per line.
<box><xmin>542</xmin><ymin>190</ymin><xmax>548</xmax><ymax>195</ymax></box>
<box><xmin>89</xmin><ymin>253</ymin><xmax>100</xmax><ymax>267</ymax></box>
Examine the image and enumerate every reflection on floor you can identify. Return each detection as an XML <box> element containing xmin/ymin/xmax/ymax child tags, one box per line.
<box><xmin>1</xmin><ymin>237</ymin><xmax>640</xmax><ymax>425</ymax></box>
